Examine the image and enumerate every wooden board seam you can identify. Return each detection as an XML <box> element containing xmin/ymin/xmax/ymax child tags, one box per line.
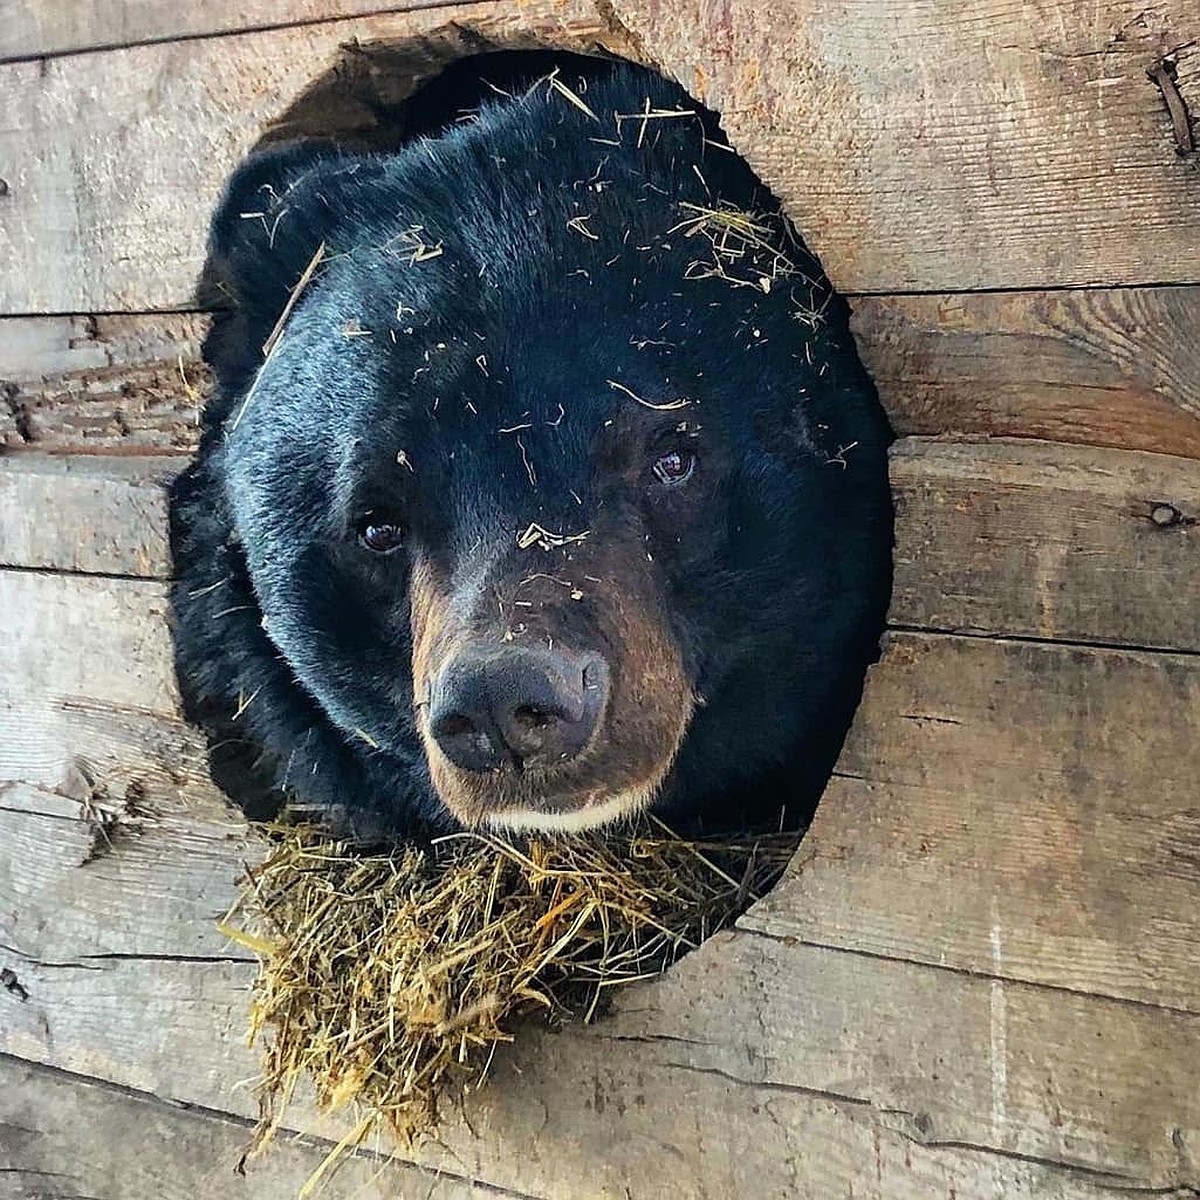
<box><xmin>735</xmin><ymin>923</ymin><xmax>1200</xmax><ymax>1021</ymax></box>
<box><xmin>0</xmin><ymin>0</ymin><xmax>496</xmax><ymax>66</ymax></box>
<box><xmin>0</xmin><ymin>562</ymin><xmax>166</xmax><ymax>586</ymax></box>
<box><xmin>885</xmin><ymin>621</ymin><xmax>1200</xmax><ymax>663</ymax></box>
<box><xmin>5</xmin><ymin>278</ymin><xmax>1199</xmax><ymax>320</ymax></box>
<box><xmin>0</xmin><ymin>1051</ymin><xmax>547</xmax><ymax>1200</ymax></box>
<box><xmin>0</xmin><ymin>945</ymin><xmax>254</xmax><ymax>968</ymax></box>
<box><xmin>847</xmin><ymin>279</ymin><xmax>1200</xmax><ymax>301</ymax></box>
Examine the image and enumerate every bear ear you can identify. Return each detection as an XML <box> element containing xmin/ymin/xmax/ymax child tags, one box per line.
<box><xmin>199</xmin><ymin>139</ymin><xmax>358</xmax><ymax>396</ymax></box>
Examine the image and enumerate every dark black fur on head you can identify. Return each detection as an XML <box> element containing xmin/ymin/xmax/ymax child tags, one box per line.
<box><xmin>170</xmin><ymin>55</ymin><xmax>893</xmax><ymax>845</ymax></box>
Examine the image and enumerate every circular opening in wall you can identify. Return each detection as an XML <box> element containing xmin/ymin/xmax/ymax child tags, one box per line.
<box><xmin>170</xmin><ymin>40</ymin><xmax>893</xmax><ymax>1154</ymax></box>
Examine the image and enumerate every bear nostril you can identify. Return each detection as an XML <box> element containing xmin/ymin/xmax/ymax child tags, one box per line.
<box><xmin>513</xmin><ymin>704</ymin><xmax>554</xmax><ymax>731</ymax></box>
<box><xmin>435</xmin><ymin>713</ymin><xmax>476</xmax><ymax>739</ymax></box>
<box><xmin>501</xmin><ymin>702</ymin><xmax>566</xmax><ymax>764</ymax></box>
<box><xmin>428</xmin><ymin>709</ymin><xmax>504</xmax><ymax>772</ymax></box>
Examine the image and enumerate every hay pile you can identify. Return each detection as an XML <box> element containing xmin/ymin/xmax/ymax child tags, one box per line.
<box><xmin>222</xmin><ymin>818</ymin><xmax>798</xmax><ymax>1165</ymax></box>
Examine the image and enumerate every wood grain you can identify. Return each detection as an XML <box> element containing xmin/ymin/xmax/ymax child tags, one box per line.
<box><xmin>614</xmin><ymin>0</ymin><xmax>1200</xmax><ymax>293</ymax></box>
<box><xmin>0</xmin><ymin>1059</ymin><xmax>513</xmax><ymax>1200</ymax></box>
<box><xmin>888</xmin><ymin>438</ymin><xmax>1200</xmax><ymax>653</ymax></box>
<box><xmin>605</xmin><ymin>932</ymin><xmax>1200</xmax><ymax>1189</ymax></box>
<box><xmin>0</xmin><ymin>314</ymin><xmax>207</xmax><ymax>453</ymax></box>
<box><xmin>0</xmin><ymin>2</ymin><xmax>632</xmax><ymax>314</ymax></box>
<box><xmin>745</xmin><ymin>631</ymin><xmax>1200</xmax><ymax>1014</ymax></box>
<box><xmin>0</xmin><ymin>570</ymin><xmax>218</xmax><ymax>812</ymax></box>
<box><xmin>854</xmin><ymin>286</ymin><xmax>1200</xmax><ymax>458</ymax></box>
<box><xmin>0</xmin><ymin>0</ymin><xmax>461</xmax><ymax>61</ymax></box>
<box><xmin>0</xmin><ymin>782</ymin><xmax>248</xmax><ymax>963</ymax></box>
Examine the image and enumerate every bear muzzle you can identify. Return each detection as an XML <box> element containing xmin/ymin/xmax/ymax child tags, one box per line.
<box><xmin>409</xmin><ymin>546</ymin><xmax>694</xmax><ymax>832</ymax></box>
<box><xmin>428</xmin><ymin>645</ymin><xmax>610</xmax><ymax>773</ymax></box>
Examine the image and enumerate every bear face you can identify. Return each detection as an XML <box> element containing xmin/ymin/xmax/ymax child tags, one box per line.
<box><xmin>170</xmin><ymin>57</ymin><xmax>893</xmax><ymax>844</ymax></box>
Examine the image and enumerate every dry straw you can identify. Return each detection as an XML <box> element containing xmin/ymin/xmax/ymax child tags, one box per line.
<box><xmin>222</xmin><ymin>817</ymin><xmax>798</xmax><ymax>1169</ymax></box>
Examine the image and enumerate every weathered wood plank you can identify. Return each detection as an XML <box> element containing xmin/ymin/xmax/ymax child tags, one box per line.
<box><xmin>0</xmin><ymin>1058</ymin><xmax>512</xmax><ymax>1200</ymax></box>
<box><xmin>616</xmin><ymin>0</ymin><xmax>1200</xmax><ymax>293</ymax></box>
<box><xmin>853</xmin><ymin>286</ymin><xmax>1200</xmax><ymax>458</ymax></box>
<box><xmin>608</xmin><ymin>933</ymin><xmax>1200</xmax><ymax>1190</ymax></box>
<box><xmin>0</xmin><ymin>455</ymin><xmax>177</xmax><ymax>576</ymax></box>
<box><xmin>888</xmin><ymin>439</ymin><xmax>1200</xmax><ymax>652</ymax></box>
<box><xmin>0</xmin><ymin>956</ymin><xmax>256</xmax><ymax>1120</ymax></box>
<box><xmin>0</xmin><ymin>0</ymin><xmax>460</xmax><ymax>61</ymax></box>
<box><xmin>2</xmin><ymin>3</ymin><xmax>1198</xmax><ymax>311</ymax></box>
<box><xmin>0</xmin><ymin>3</ymin><xmax>632</xmax><ymax>314</ymax></box>
<box><xmin>2</xmin><ymin>568</ymin><xmax>1198</xmax><ymax>1192</ymax></box>
<box><xmin>5</xmin><ymin>438</ymin><xmax>1196</xmax><ymax>654</ymax></box>
<box><xmin>460</xmin><ymin>1008</ymin><xmax>1199</xmax><ymax>1199</ymax></box>
<box><xmin>0</xmin><ymin>314</ymin><xmax>207</xmax><ymax>453</ymax></box>
<box><xmin>0</xmin><ymin>782</ymin><xmax>248</xmax><ymax>962</ymax></box>
<box><xmin>0</xmin><ymin>570</ymin><xmax>219</xmax><ymax>811</ymax></box>
<box><xmin>745</xmin><ymin>631</ymin><xmax>1200</xmax><ymax>1014</ymax></box>
<box><xmin>4</xmin><ymin>806</ymin><xmax>1198</xmax><ymax>1192</ymax></box>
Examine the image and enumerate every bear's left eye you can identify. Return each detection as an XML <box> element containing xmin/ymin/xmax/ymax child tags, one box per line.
<box><xmin>651</xmin><ymin>449</ymin><xmax>697</xmax><ymax>487</ymax></box>
<box><xmin>356</xmin><ymin>514</ymin><xmax>405</xmax><ymax>555</ymax></box>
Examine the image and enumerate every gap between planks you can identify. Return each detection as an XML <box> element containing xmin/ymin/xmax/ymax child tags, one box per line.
<box><xmin>4</xmin><ymin>275</ymin><xmax>1200</xmax><ymax>321</ymax></box>
<box><xmin>0</xmin><ymin>1</ymin><xmax>482</xmax><ymax>65</ymax></box>
<box><xmin>0</xmin><ymin>1053</ymin><xmax>536</xmax><ymax>1200</ymax></box>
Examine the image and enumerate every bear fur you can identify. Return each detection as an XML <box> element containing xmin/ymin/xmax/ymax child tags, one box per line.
<box><xmin>170</xmin><ymin>54</ymin><xmax>893</xmax><ymax>844</ymax></box>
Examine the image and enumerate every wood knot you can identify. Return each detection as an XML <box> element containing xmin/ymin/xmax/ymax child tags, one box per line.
<box><xmin>0</xmin><ymin>967</ymin><xmax>29</xmax><ymax>1003</ymax></box>
<box><xmin>1150</xmin><ymin>502</ymin><xmax>1183</xmax><ymax>528</ymax></box>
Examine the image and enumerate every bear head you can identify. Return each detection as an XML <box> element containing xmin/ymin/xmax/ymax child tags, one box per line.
<box><xmin>170</xmin><ymin>58</ymin><xmax>893</xmax><ymax>844</ymax></box>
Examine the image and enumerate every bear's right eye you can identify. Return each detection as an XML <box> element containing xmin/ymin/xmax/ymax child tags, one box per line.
<box><xmin>356</xmin><ymin>514</ymin><xmax>405</xmax><ymax>555</ymax></box>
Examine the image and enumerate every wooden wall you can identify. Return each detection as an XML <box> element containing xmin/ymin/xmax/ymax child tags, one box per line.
<box><xmin>1</xmin><ymin>2</ymin><xmax>1198</xmax><ymax>1198</ymax></box>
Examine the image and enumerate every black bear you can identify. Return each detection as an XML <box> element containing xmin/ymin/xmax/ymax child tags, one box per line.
<box><xmin>170</xmin><ymin>54</ymin><xmax>893</xmax><ymax>844</ymax></box>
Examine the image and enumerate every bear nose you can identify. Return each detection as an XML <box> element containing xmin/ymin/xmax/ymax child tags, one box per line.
<box><xmin>428</xmin><ymin>647</ymin><xmax>609</xmax><ymax>772</ymax></box>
